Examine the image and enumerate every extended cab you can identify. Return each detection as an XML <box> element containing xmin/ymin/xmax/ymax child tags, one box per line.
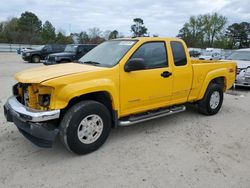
<box><xmin>44</xmin><ymin>44</ymin><xmax>97</xmax><ymax>65</ymax></box>
<box><xmin>22</xmin><ymin>44</ymin><xmax>65</xmax><ymax>63</ymax></box>
<box><xmin>4</xmin><ymin>38</ymin><xmax>236</xmax><ymax>154</ymax></box>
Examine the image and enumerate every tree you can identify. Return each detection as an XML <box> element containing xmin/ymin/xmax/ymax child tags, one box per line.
<box><xmin>17</xmin><ymin>11</ymin><xmax>42</xmax><ymax>43</ymax></box>
<box><xmin>203</xmin><ymin>13</ymin><xmax>227</xmax><ymax>46</ymax></box>
<box><xmin>78</xmin><ymin>31</ymin><xmax>90</xmax><ymax>43</ymax></box>
<box><xmin>1</xmin><ymin>18</ymin><xmax>20</xmax><ymax>43</ymax></box>
<box><xmin>88</xmin><ymin>27</ymin><xmax>102</xmax><ymax>39</ymax></box>
<box><xmin>108</xmin><ymin>30</ymin><xmax>118</xmax><ymax>39</ymax></box>
<box><xmin>177</xmin><ymin>15</ymin><xmax>204</xmax><ymax>47</ymax></box>
<box><xmin>131</xmin><ymin>18</ymin><xmax>148</xmax><ymax>37</ymax></box>
<box><xmin>88</xmin><ymin>27</ymin><xmax>105</xmax><ymax>44</ymax></box>
<box><xmin>55</xmin><ymin>31</ymin><xmax>73</xmax><ymax>44</ymax></box>
<box><xmin>41</xmin><ymin>21</ymin><xmax>56</xmax><ymax>43</ymax></box>
<box><xmin>0</xmin><ymin>22</ymin><xmax>5</xmax><ymax>42</ymax></box>
<box><xmin>177</xmin><ymin>13</ymin><xmax>227</xmax><ymax>48</ymax></box>
<box><xmin>226</xmin><ymin>22</ymin><xmax>250</xmax><ymax>48</ymax></box>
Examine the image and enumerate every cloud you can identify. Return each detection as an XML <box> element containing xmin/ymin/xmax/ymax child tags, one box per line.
<box><xmin>0</xmin><ymin>0</ymin><xmax>249</xmax><ymax>37</ymax></box>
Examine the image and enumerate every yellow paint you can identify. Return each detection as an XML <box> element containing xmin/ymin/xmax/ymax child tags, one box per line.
<box><xmin>14</xmin><ymin>37</ymin><xmax>236</xmax><ymax>118</ymax></box>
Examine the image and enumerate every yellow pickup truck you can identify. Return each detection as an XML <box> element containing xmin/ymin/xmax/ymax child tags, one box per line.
<box><xmin>4</xmin><ymin>37</ymin><xmax>236</xmax><ymax>154</ymax></box>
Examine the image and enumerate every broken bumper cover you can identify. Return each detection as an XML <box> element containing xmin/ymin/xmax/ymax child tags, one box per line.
<box><xmin>3</xmin><ymin>96</ymin><xmax>60</xmax><ymax>148</ymax></box>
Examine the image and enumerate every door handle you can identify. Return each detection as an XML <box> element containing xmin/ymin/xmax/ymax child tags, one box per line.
<box><xmin>161</xmin><ymin>71</ymin><xmax>172</xmax><ymax>78</ymax></box>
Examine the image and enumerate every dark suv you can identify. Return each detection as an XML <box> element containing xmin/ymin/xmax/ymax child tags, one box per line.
<box><xmin>22</xmin><ymin>44</ymin><xmax>65</xmax><ymax>63</ymax></box>
<box><xmin>44</xmin><ymin>44</ymin><xmax>97</xmax><ymax>65</ymax></box>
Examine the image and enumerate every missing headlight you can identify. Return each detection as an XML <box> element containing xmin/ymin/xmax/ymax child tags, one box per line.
<box><xmin>38</xmin><ymin>94</ymin><xmax>51</xmax><ymax>107</ymax></box>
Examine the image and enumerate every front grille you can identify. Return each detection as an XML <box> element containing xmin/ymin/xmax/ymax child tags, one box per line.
<box><xmin>245</xmin><ymin>77</ymin><xmax>250</xmax><ymax>82</ymax></box>
<box><xmin>48</xmin><ymin>56</ymin><xmax>55</xmax><ymax>62</ymax></box>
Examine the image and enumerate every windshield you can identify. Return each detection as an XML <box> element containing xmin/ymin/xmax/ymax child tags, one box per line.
<box><xmin>64</xmin><ymin>45</ymin><xmax>77</xmax><ymax>53</ymax></box>
<box><xmin>226</xmin><ymin>51</ymin><xmax>250</xmax><ymax>61</ymax></box>
<box><xmin>79</xmin><ymin>40</ymin><xmax>137</xmax><ymax>67</ymax></box>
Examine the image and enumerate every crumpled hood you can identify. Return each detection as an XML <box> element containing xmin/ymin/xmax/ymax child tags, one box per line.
<box><xmin>232</xmin><ymin>60</ymin><xmax>250</xmax><ymax>69</ymax></box>
<box><xmin>15</xmin><ymin>63</ymin><xmax>105</xmax><ymax>83</ymax></box>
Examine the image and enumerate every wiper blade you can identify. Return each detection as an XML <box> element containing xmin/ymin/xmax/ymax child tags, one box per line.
<box><xmin>83</xmin><ymin>61</ymin><xmax>100</xmax><ymax>65</ymax></box>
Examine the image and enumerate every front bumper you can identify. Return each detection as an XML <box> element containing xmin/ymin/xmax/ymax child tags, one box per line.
<box><xmin>235</xmin><ymin>75</ymin><xmax>250</xmax><ymax>87</ymax></box>
<box><xmin>3</xmin><ymin>96</ymin><xmax>60</xmax><ymax>147</ymax></box>
<box><xmin>22</xmin><ymin>55</ymin><xmax>32</xmax><ymax>62</ymax></box>
<box><xmin>43</xmin><ymin>60</ymin><xmax>57</xmax><ymax>65</ymax></box>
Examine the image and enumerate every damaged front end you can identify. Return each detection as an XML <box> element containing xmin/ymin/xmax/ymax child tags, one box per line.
<box><xmin>3</xmin><ymin>83</ymin><xmax>60</xmax><ymax>147</ymax></box>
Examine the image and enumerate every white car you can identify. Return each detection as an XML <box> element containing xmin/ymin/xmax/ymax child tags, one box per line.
<box><xmin>199</xmin><ymin>52</ymin><xmax>222</xmax><ymax>60</ymax></box>
<box><xmin>226</xmin><ymin>49</ymin><xmax>250</xmax><ymax>87</ymax></box>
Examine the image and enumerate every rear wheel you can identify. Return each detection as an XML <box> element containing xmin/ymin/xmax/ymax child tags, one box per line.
<box><xmin>60</xmin><ymin>100</ymin><xmax>112</xmax><ymax>155</ymax></box>
<box><xmin>32</xmin><ymin>55</ymin><xmax>40</xmax><ymax>63</ymax></box>
<box><xmin>197</xmin><ymin>83</ymin><xmax>223</xmax><ymax>115</ymax></box>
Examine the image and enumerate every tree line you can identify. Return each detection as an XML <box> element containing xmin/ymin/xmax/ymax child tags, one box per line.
<box><xmin>0</xmin><ymin>11</ymin><xmax>149</xmax><ymax>45</ymax></box>
<box><xmin>0</xmin><ymin>11</ymin><xmax>249</xmax><ymax>49</ymax></box>
<box><xmin>177</xmin><ymin>13</ymin><xmax>250</xmax><ymax>49</ymax></box>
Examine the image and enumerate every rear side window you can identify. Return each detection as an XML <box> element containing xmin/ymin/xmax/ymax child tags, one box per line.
<box><xmin>171</xmin><ymin>41</ymin><xmax>187</xmax><ymax>66</ymax></box>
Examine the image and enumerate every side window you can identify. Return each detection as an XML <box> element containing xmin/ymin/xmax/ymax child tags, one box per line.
<box><xmin>130</xmin><ymin>42</ymin><xmax>168</xmax><ymax>69</ymax></box>
<box><xmin>171</xmin><ymin>41</ymin><xmax>187</xmax><ymax>66</ymax></box>
<box><xmin>84</xmin><ymin>46</ymin><xmax>93</xmax><ymax>53</ymax></box>
<box><xmin>78</xmin><ymin>46</ymin><xmax>88</xmax><ymax>53</ymax></box>
<box><xmin>45</xmin><ymin>45</ymin><xmax>52</xmax><ymax>52</ymax></box>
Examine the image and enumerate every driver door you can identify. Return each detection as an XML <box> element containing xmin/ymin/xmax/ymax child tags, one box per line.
<box><xmin>120</xmin><ymin>41</ymin><xmax>173</xmax><ymax>116</ymax></box>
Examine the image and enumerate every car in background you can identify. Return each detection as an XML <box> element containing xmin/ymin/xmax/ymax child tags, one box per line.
<box><xmin>22</xmin><ymin>44</ymin><xmax>65</xmax><ymax>63</ymax></box>
<box><xmin>16</xmin><ymin>47</ymin><xmax>33</xmax><ymax>54</ymax></box>
<box><xmin>199</xmin><ymin>52</ymin><xmax>223</xmax><ymax>60</ymax></box>
<box><xmin>189</xmin><ymin>50</ymin><xmax>201</xmax><ymax>58</ymax></box>
<box><xmin>44</xmin><ymin>44</ymin><xmax>97</xmax><ymax>65</ymax></box>
<box><xmin>226</xmin><ymin>48</ymin><xmax>250</xmax><ymax>87</ymax></box>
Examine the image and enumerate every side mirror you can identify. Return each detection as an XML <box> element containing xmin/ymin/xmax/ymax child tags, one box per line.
<box><xmin>124</xmin><ymin>58</ymin><xmax>145</xmax><ymax>72</ymax></box>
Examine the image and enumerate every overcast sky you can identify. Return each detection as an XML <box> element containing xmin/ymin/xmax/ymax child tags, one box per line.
<box><xmin>0</xmin><ymin>0</ymin><xmax>250</xmax><ymax>37</ymax></box>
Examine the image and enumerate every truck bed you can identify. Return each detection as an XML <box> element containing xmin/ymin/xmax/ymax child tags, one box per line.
<box><xmin>188</xmin><ymin>59</ymin><xmax>236</xmax><ymax>101</ymax></box>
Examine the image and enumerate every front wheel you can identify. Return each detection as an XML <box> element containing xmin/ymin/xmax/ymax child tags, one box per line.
<box><xmin>60</xmin><ymin>100</ymin><xmax>112</xmax><ymax>155</ymax></box>
<box><xmin>32</xmin><ymin>55</ymin><xmax>40</xmax><ymax>63</ymax></box>
<box><xmin>197</xmin><ymin>83</ymin><xmax>224</xmax><ymax>115</ymax></box>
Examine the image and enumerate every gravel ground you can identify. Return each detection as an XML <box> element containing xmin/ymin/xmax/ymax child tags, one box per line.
<box><xmin>0</xmin><ymin>53</ymin><xmax>250</xmax><ymax>188</ymax></box>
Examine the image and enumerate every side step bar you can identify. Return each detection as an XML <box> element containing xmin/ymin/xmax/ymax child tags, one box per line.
<box><xmin>118</xmin><ymin>105</ymin><xmax>186</xmax><ymax>126</ymax></box>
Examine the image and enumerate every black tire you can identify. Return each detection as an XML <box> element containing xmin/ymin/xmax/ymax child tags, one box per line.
<box><xmin>32</xmin><ymin>55</ymin><xmax>40</xmax><ymax>63</ymax></box>
<box><xmin>60</xmin><ymin>100</ymin><xmax>112</xmax><ymax>155</ymax></box>
<box><xmin>197</xmin><ymin>83</ymin><xmax>223</xmax><ymax>115</ymax></box>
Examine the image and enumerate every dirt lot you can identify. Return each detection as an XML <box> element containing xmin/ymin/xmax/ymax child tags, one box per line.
<box><xmin>0</xmin><ymin>52</ymin><xmax>250</xmax><ymax>188</ymax></box>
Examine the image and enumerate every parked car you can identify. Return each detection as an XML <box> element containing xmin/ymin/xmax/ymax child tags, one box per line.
<box><xmin>44</xmin><ymin>44</ymin><xmax>97</xmax><ymax>65</ymax></box>
<box><xmin>199</xmin><ymin>51</ymin><xmax>222</xmax><ymax>60</ymax></box>
<box><xmin>22</xmin><ymin>44</ymin><xmax>65</xmax><ymax>63</ymax></box>
<box><xmin>4</xmin><ymin>37</ymin><xmax>236</xmax><ymax>154</ymax></box>
<box><xmin>16</xmin><ymin>47</ymin><xmax>33</xmax><ymax>54</ymax></box>
<box><xmin>189</xmin><ymin>50</ymin><xmax>201</xmax><ymax>58</ymax></box>
<box><xmin>226</xmin><ymin>48</ymin><xmax>250</xmax><ymax>87</ymax></box>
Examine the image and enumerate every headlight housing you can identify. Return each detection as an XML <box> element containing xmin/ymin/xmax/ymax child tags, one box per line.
<box><xmin>38</xmin><ymin>94</ymin><xmax>51</xmax><ymax>107</ymax></box>
<box><xmin>245</xmin><ymin>67</ymin><xmax>250</xmax><ymax>77</ymax></box>
<box><xmin>26</xmin><ymin>52</ymin><xmax>30</xmax><ymax>56</ymax></box>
